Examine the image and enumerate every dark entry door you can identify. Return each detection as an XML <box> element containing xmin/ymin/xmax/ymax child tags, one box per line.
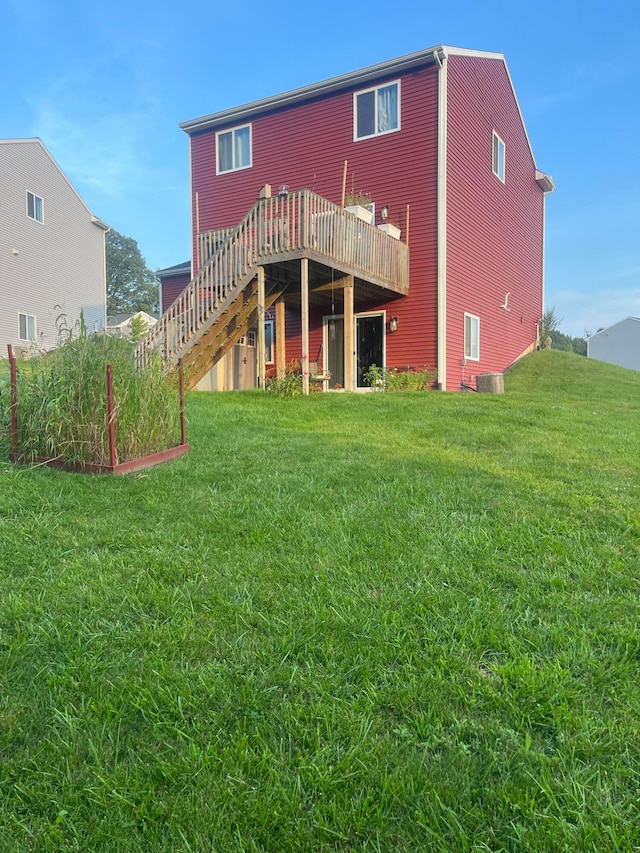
<box><xmin>356</xmin><ymin>314</ymin><xmax>384</xmax><ymax>388</ymax></box>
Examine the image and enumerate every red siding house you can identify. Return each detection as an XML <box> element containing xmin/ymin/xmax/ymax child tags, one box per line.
<box><xmin>147</xmin><ymin>45</ymin><xmax>553</xmax><ymax>391</ymax></box>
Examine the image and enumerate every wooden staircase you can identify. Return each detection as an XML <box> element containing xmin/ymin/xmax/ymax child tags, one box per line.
<box><xmin>136</xmin><ymin>190</ymin><xmax>409</xmax><ymax>389</ymax></box>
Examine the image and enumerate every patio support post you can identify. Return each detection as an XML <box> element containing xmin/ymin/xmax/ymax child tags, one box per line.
<box><xmin>343</xmin><ymin>276</ymin><xmax>355</xmax><ymax>392</ymax></box>
<box><xmin>301</xmin><ymin>257</ymin><xmax>309</xmax><ymax>395</ymax></box>
<box><xmin>257</xmin><ymin>266</ymin><xmax>266</xmax><ymax>389</ymax></box>
<box><xmin>276</xmin><ymin>296</ymin><xmax>286</xmax><ymax>379</ymax></box>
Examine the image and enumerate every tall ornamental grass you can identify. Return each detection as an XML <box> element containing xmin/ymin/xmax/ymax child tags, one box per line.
<box><xmin>4</xmin><ymin>323</ymin><xmax>180</xmax><ymax>465</ymax></box>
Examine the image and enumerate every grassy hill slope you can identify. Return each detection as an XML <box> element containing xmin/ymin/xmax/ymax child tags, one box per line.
<box><xmin>1</xmin><ymin>351</ymin><xmax>639</xmax><ymax>851</ymax></box>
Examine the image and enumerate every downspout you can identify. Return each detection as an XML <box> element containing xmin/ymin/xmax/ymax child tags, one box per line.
<box><xmin>434</xmin><ymin>48</ymin><xmax>448</xmax><ymax>390</ymax></box>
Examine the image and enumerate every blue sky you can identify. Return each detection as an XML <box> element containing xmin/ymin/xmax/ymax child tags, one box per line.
<box><xmin>2</xmin><ymin>0</ymin><xmax>639</xmax><ymax>337</ymax></box>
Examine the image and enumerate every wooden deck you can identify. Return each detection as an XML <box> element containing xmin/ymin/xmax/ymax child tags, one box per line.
<box><xmin>137</xmin><ymin>190</ymin><xmax>409</xmax><ymax>388</ymax></box>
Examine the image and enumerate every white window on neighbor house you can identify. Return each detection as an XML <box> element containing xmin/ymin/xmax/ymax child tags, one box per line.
<box><xmin>26</xmin><ymin>191</ymin><xmax>44</xmax><ymax>223</ymax></box>
<box><xmin>18</xmin><ymin>313</ymin><xmax>36</xmax><ymax>342</ymax></box>
<box><xmin>264</xmin><ymin>319</ymin><xmax>274</xmax><ymax>364</ymax></box>
<box><xmin>492</xmin><ymin>132</ymin><xmax>505</xmax><ymax>182</ymax></box>
<box><xmin>216</xmin><ymin>124</ymin><xmax>252</xmax><ymax>174</ymax></box>
<box><xmin>464</xmin><ymin>313</ymin><xmax>480</xmax><ymax>361</ymax></box>
<box><xmin>354</xmin><ymin>81</ymin><xmax>400</xmax><ymax>140</ymax></box>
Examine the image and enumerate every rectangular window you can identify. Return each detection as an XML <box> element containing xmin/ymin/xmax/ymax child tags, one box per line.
<box><xmin>464</xmin><ymin>313</ymin><xmax>480</xmax><ymax>361</ymax></box>
<box><xmin>216</xmin><ymin>124</ymin><xmax>252</xmax><ymax>174</ymax></box>
<box><xmin>19</xmin><ymin>313</ymin><xmax>36</xmax><ymax>342</ymax></box>
<box><xmin>264</xmin><ymin>319</ymin><xmax>274</xmax><ymax>363</ymax></box>
<box><xmin>26</xmin><ymin>191</ymin><xmax>44</xmax><ymax>222</ymax></box>
<box><xmin>492</xmin><ymin>132</ymin><xmax>505</xmax><ymax>182</ymax></box>
<box><xmin>246</xmin><ymin>330</ymin><xmax>257</xmax><ymax>348</ymax></box>
<box><xmin>354</xmin><ymin>81</ymin><xmax>400</xmax><ymax>140</ymax></box>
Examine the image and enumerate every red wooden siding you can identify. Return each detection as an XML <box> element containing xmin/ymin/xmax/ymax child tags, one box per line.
<box><xmin>189</xmin><ymin>65</ymin><xmax>440</xmax><ymax>376</ymax></box>
<box><xmin>445</xmin><ymin>55</ymin><xmax>544</xmax><ymax>390</ymax></box>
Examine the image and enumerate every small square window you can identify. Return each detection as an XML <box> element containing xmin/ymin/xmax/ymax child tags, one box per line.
<box><xmin>216</xmin><ymin>124</ymin><xmax>252</xmax><ymax>174</ymax></box>
<box><xmin>464</xmin><ymin>313</ymin><xmax>480</xmax><ymax>361</ymax></box>
<box><xmin>354</xmin><ymin>81</ymin><xmax>400</xmax><ymax>140</ymax></box>
<box><xmin>27</xmin><ymin>191</ymin><xmax>44</xmax><ymax>223</ymax></box>
<box><xmin>492</xmin><ymin>132</ymin><xmax>505</xmax><ymax>182</ymax></box>
<box><xmin>19</xmin><ymin>313</ymin><xmax>37</xmax><ymax>342</ymax></box>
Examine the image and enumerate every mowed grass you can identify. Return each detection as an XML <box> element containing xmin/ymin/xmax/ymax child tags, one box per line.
<box><xmin>0</xmin><ymin>350</ymin><xmax>639</xmax><ymax>852</ymax></box>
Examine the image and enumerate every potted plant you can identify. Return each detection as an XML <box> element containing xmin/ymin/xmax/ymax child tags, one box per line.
<box><xmin>344</xmin><ymin>190</ymin><xmax>374</xmax><ymax>225</ymax></box>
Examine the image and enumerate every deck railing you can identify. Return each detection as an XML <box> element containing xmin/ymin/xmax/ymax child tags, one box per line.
<box><xmin>137</xmin><ymin>190</ymin><xmax>409</xmax><ymax>367</ymax></box>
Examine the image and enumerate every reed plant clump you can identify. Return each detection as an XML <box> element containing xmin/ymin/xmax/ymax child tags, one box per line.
<box><xmin>8</xmin><ymin>319</ymin><xmax>180</xmax><ymax>465</ymax></box>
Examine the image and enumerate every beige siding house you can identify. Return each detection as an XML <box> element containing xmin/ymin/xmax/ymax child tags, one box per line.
<box><xmin>0</xmin><ymin>138</ymin><xmax>108</xmax><ymax>354</ymax></box>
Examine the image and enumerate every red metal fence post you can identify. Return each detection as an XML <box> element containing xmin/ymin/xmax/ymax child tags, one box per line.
<box><xmin>106</xmin><ymin>364</ymin><xmax>116</xmax><ymax>468</ymax></box>
<box><xmin>179</xmin><ymin>358</ymin><xmax>186</xmax><ymax>446</ymax></box>
<box><xmin>7</xmin><ymin>345</ymin><xmax>18</xmax><ymax>454</ymax></box>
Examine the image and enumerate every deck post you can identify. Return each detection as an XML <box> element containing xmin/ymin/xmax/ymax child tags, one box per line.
<box><xmin>343</xmin><ymin>276</ymin><xmax>355</xmax><ymax>392</ymax></box>
<box><xmin>301</xmin><ymin>257</ymin><xmax>309</xmax><ymax>395</ymax></box>
<box><xmin>257</xmin><ymin>266</ymin><xmax>266</xmax><ymax>389</ymax></box>
<box><xmin>276</xmin><ymin>296</ymin><xmax>286</xmax><ymax>379</ymax></box>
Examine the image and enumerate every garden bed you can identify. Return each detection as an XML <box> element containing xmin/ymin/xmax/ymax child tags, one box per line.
<box><xmin>5</xmin><ymin>332</ymin><xmax>189</xmax><ymax>475</ymax></box>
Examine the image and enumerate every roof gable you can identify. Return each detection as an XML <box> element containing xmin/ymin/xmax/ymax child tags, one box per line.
<box><xmin>179</xmin><ymin>45</ymin><xmax>503</xmax><ymax>134</ymax></box>
<box><xmin>0</xmin><ymin>138</ymin><xmax>109</xmax><ymax>229</ymax></box>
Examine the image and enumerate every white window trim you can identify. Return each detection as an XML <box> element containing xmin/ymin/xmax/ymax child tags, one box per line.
<box><xmin>353</xmin><ymin>80</ymin><xmax>401</xmax><ymax>142</ymax></box>
<box><xmin>492</xmin><ymin>131</ymin><xmax>505</xmax><ymax>183</ymax></box>
<box><xmin>18</xmin><ymin>312</ymin><xmax>37</xmax><ymax>342</ymax></box>
<box><xmin>464</xmin><ymin>313</ymin><xmax>480</xmax><ymax>361</ymax></box>
<box><xmin>215</xmin><ymin>123</ymin><xmax>252</xmax><ymax>175</ymax></box>
<box><xmin>26</xmin><ymin>190</ymin><xmax>44</xmax><ymax>223</ymax></box>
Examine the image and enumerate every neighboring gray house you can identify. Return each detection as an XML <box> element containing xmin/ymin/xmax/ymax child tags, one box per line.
<box><xmin>587</xmin><ymin>317</ymin><xmax>640</xmax><ymax>371</ymax></box>
<box><xmin>0</xmin><ymin>138</ymin><xmax>108</xmax><ymax>355</ymax></box>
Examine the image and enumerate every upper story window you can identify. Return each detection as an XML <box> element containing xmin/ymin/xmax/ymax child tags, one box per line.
<box><xmin>354</xmin><ymin>81</ymin><xmax>400</xmax><ymax>141</ymax></box>
<box><xmin>19</xmin><ymin>313</ymin><xmax>36</xmax><ymax>342</ymax></box>
<box><xmin>464</xmin><ymin>313</ymin><xmax>480</xmax><ymax>361</ymax></box>
<box><xmin>27</xmin><ymin>191</ymin><xmax>44</xmax><ymax>223</ymax></box>
<box><xmin>216</xmin><ymin>124</ymin><xmax>252</xmax><ymax>174</ymax></box>
<box><xmin>492</xmin><ymin>132</ymin><xmax>505</xmax><ymax>183</ymax></box>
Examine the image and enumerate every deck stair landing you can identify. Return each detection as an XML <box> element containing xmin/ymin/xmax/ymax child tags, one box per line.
<box><xmin>136</xmin><ymin>189</ymin><xmax>409</xmax><ymax>389</ymax></box>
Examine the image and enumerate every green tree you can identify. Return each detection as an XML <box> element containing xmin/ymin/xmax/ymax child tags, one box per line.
<box><xmin>106</xmin><ymin>229</ymin><xmax>159</xmax><ymax>316</ymax></box>
<box><xmin>542</xmin><ymin>306</ymin><xmax>562</xmax><ymax>334</ymax></box>
<box><xmin>128</xmin><ymin>314</ymin><xmax>149</xmax><ymax>343</ymax></box>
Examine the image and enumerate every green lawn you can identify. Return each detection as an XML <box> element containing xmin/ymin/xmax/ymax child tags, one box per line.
<box><xmin>1</xmin><ymin>350</ymin><xmax>639</xmax><ymax>852</ymax></box>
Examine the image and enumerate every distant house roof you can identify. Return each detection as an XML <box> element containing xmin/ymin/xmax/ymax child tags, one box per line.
<box><xmin>157</xmin><ymin>261</ymin><xmax>191</xmax><ymax>278</ymax></box>
<box><xmin>107</xmin><ymin>311</ymin><xmax>158</xmax><ymax>327</ymax></box>
<box><xmin>587</xmin><ymin>316</ymin><xmax>640</xmax><ymax>340</ymax></box>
